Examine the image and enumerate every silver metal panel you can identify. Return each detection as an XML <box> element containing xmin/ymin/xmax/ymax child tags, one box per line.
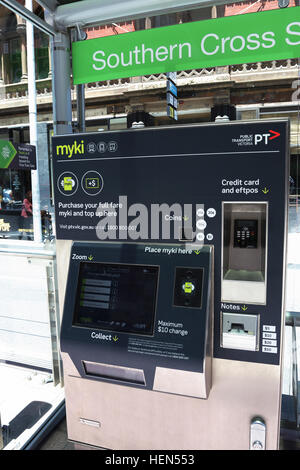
<box><xmin>51</xmin><ymin>33</ymin><xmax>73</xmax><ymax>136</ymax></box>
<box><xmin>56</xmin><ymin>239</ymin><xmax>73</xmax><ymax>322</ymax></box>
<box><xmin>62</xmin><ymin>352</ymin><xmax>281</xmax><ymax>450</ymax></box>
<box><xmin>153</xmin><ymin>367</ymin><xmax>208</xmax><ymax>399</ymax></box>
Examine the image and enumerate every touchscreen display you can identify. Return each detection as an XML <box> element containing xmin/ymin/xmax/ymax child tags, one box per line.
<box><xmin>73</xmin><ymin>262</ymin><xmax>159</xmax><ymax>335</ymax></box>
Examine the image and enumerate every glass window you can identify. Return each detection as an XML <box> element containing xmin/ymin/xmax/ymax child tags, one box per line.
<box><xmin>10</xmin><ymin>38</ymin><xmax>21</xmax><ymax>83</ymax></box>
<box><xmin>35</xmin><ymin>33</ymin><xmax>49</xmax><ymax>80</ymax></box>
<box><xmin>0</xmin><ymin>168</ymin><xmax>33</xmax><ymax>241</ymax></box>
<box><xmin>0</xmin><ymin>5</ymin><xmax>61</xmax><ymax>452</ymax></box>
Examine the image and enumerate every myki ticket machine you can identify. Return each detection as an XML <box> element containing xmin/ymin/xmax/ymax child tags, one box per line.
<box><xmin>53</xmin><ymin>120</ymin><xmax>289</xmax><ymax>450</ymax></box>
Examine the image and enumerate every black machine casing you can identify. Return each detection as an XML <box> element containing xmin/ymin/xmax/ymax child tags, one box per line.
<box><xmin>54</xmin><ymin>120</ymin><xmax>289</xmax><ymax>449</ymax></box>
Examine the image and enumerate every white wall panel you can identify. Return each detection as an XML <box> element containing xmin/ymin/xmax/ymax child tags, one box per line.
<box><xmin>0</xmin><ymin>254</ymin><xmax>52</xmax><ymax>370</ymax></box>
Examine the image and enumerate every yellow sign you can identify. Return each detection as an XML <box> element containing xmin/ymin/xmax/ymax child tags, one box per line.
<box><xmin>0</xmin><ymin>219</ymin><xmax>10</xmax><ymax>231</ymax></box>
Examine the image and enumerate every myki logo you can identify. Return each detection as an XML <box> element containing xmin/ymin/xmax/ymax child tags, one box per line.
<box><xmin>56</xmin><ymin>140</ymin><xmax>84</xmax><ymax>158</ymax></box>
<box><xmin>254</xmin><ymin>130</ymin><xmax>280</xmax><ymax>145</ymax></box>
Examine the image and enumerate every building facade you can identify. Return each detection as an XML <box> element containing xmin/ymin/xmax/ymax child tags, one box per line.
<box><xmin>0</xmin><ymin>1</ymin><xmax>298</xmax><ymax>188</ymax></box>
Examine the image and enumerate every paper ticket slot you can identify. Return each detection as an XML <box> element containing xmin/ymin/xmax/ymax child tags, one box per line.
<box><xmin>82</xmin><ymin>361</ymin><xmax>146</xmax><ymax>386</ymax></box>
<box><xmin>222</xmin><ymin>202</ymin><xmax>267</xmax><ymax>304</ymax></box>
<box><xmin>221</xmin><ymin>312</ymin><xmax>259</xmax><ymax>351</ymax></box>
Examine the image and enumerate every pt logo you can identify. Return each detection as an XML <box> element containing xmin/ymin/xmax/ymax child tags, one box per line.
<box><xmin>254</xmin><ymin>130</ymin><xmax>280</xmax><ymax>145</ymax></box>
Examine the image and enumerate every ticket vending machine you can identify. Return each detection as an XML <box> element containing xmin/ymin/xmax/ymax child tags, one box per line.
<box><xmin>53</xmin><ymin>120</ymin><xmax>289</xmax><ymax>450</ymax></box>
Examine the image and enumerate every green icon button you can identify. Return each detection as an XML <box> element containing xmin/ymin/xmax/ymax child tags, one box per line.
<box><xmin>58</xmin><ymin>172</ymin><xmax>78</xmax><ymax>196</ymax></box>
<box><xmin>85</xmin><ymin>177</ymin><xmax>100</xmax><ymax>189</ymax></box>
<box><xmin>64</xmin><ymin>177</ymin><xmax>73</xmax><ymax>191</ymax></box>
<box><xmin>81</xmin><ymin>171</ymin><xmax>104</xmax><ymax>196</ymax></box>
<box><xmin>182</xmin><ymin>282</ymin><xmax>195</xmax><ymax>294</ymax></box>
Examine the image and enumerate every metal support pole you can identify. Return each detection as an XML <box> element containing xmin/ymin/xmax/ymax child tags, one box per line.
<box><xmin>75</xmin><ymin>26</ymin><xmax>86</xmax><ymax>133</ymax></box>
<box><xmin>26</xmin><ymin>0</ymin><xmax>43</xmax><ymax>244</ymax></box>
<box><xmin>51</xmin><ymin>32</ymin><xmax>73</xmax><ymax>136</ymax></box>
<box><xmin>76</xmin><ymin>83</ymin><xmax>85</xmax><ymax>133</ymax></box>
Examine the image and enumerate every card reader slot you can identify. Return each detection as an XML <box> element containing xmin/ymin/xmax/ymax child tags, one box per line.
<box><xmin>222</xmin><ymin>202</ymin><xmax>268</xmax><ymax>304</ymax></box>
<box><xmin>82</xmin><ymin>361</ymin><xmax>146</xmax><ymax>386</ymax></box>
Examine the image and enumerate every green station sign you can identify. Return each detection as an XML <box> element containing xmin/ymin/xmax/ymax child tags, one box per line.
<box><xmin>0</xmin><ymin>140</ymin><xmax>36</xmax><ymax>170</ymax></box>
<box><xmin>72</xmin><ymin>7</ymin><xmax>300</xmax><ymax>85</ymax></box>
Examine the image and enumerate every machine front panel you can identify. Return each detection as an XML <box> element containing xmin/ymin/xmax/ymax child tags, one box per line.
<box><xmin>54</xmin><ymin>120</ymin><xmax>289</xmax><ymax>450</ymax></box>
<box><xmin>61</xmin><ymin>242</ymin><xmax>212</xmax><ymax>398</ymax></box>
<box><xmin>54</xmin><ymin>121</ymin><xmax>288</xmax><ymax>367</ymax></box>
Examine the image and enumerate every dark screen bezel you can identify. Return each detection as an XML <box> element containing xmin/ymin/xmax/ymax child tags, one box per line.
<box><xmin>72</xmin><ymin>261</ymin><xmax>159</xmax><ymax>336</ymax></box>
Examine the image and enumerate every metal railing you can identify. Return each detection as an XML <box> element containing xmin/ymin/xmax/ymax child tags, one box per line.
<box><xmin>0</xmin><ymin>77</ymin><xmax>52</xmax><ymax>102</ymax></box>
<box><xmin>0</xmin><ymin>58</ymin><xmax>297</xmax><ymax>103</ymax></box>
